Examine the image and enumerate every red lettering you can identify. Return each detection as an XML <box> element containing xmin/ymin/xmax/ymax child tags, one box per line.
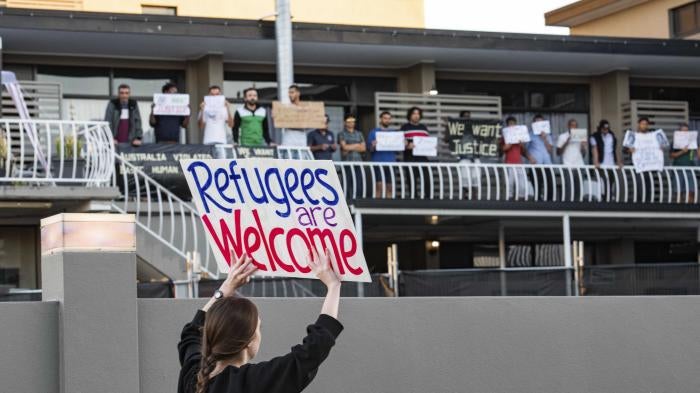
<box><xmin>285</xmin><ymin>228</ymin><xmax>312</xmax><ymax>273</ymax></box>
<box><xmin>305</xmin><ymin>227</ymin><xmax>345</xmax><ymax>275</ymax></box>
<box><xmin>201</xmin><ymin>213</ymin><xmax>242</xmax><ymax>268</ymax></box>
<box><xmin>339</xmin><ymin>229</ymin><xmax>363</xmax><ymax>275</ymax></box>
<box><xmin>253</xmin><ymin>209</ymin><xmax>294</xmax><ymax>272</ymax></box>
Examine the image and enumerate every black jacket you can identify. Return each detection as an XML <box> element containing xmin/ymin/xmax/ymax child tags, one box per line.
<box><xmin>104</xmin><ymin>98</ymin><xmax>143</xmax><ymax>142</ymax></box>
<box><xmin>178</xmin><ymin>310</ymin><xmax>343</xmax><ymax>393</ymax></box>
<box><xmin>590</xmin><ymin>130</ymin><xmax>617</xmax><ymax>164</ymax></box>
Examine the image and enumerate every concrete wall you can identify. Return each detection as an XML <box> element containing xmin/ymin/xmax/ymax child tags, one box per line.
<box><xmin>139</xmin><ymin>296</ymin><xmax>700</xmax><ymax>393</ymax></box>
<box><xmin>0</xmin><ymin>301</ymin><xmax>59</xmax><ymax>393</ymax></box>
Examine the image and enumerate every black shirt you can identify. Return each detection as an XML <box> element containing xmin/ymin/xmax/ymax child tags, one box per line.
<box><xmin>400</xmin><ymin>122</ymin><xmax>430</xmax><ymax>162</ymax></box>
<box><xmin>178</xmin><ymin>310</ymin><xmax>343</xmax><ymax>393</ymax></box>
<box><xmin>307</xmin><ymin>129</ymin><xmax>336</xmax><ymax>160</ymax></box>
<box><xmin>154</xmin><ymin>115</ymin><xmax>186</xmax><ymax>143</ymax></box>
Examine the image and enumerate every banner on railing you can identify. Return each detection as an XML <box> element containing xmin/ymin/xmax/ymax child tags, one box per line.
<box><xmin>446</xmin><ymin>118</ymin><xmax>502</xmax><ymax>160</ymax></box>
<box><xmin>117</xmin><ymin>144</ymin><xmax>215</xmax><ymax>199</ymax></box>
<box><xmin>234</xmin><ymin>145</ymin><xmax>278</xmax><ymax>159</ymax></box>
<box><xmin>181</xmin><ymin>158</ymin><xmax>371</xmax><ymax>282</ymax></box>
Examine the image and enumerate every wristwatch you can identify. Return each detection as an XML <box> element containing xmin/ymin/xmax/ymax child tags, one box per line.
<box><xmin>214</xmin><ymin>290</ymin><xmax>224</xmax><ymax>299</ymax></box>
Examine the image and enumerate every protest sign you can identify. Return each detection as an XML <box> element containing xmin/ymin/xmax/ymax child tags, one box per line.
<box><xmin>570</xmin><ymin>128</ymin><xmax>588</xmax><ymax>143</ymax></box>
<box><xmin>502</xmin><ymin>125</ymin><xmax>530</xmax><ymax>144</ymax></box>
<box><xmin>181</xmin><ymin>158</ymin><xmax>371</xmax><ymax>282</ymax></box>
<box><xmin>412</xmin><ymin>136</ymin><xmax>438</xmax><ymax>157</ymax></box>
<box><xmin>531</xmin><ymin>120</ymin><xmax>551</xmax><ymax>135</ymax></box>
<box><xmin>446</xmin><ymin>118</ymin><xmax>501</xmax><ymax>161</ymax></box>
<box><xmin>234</xmin><ymin>145</ymin><xmax>278</xmax><ymax>159</ymax></box>
<box><xmin>117</xmin><ymin>144</ymin><xmax>215</xmax><ymax>200</ymax></box>
<box><xmin>673</xmin><ymin>131</ymin><xmax>698</xmax><ymax>150</ymax></box>
<box><xmin>204</xmin><ymin>95</ymin><xmax>225</xmax><ymax>109</ymax></box>
<box><xmin>376</xmin><ymin>131</ymin><xmax>405</xmax><ymax>151</ymax></box>
<box><xmin>631</xmin><ymin>132</ymin><xmax>664</xmax><ymax>173</ymax></box>
<box><xmin>153</xmin><ymin>94</ymin><xmax>190</xmax><ymax>116</ymax></box>
<box><xmin>272</xmin><ymin>101</ymin><xmax>325</xmax><ymax>129</ymax></box>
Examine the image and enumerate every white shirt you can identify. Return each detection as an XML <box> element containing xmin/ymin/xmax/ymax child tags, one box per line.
<box><xmin>282</xmin><ymin>129</ymin><xmax>308</xmax><ymax>147</ymax></box>
<box><xmin>589</xmin><ymin>133</ymin><xmax>615</xmax><ymax>166</ymax></box>
<box><xmin>200</xmin><ymin>106</ymin><xmax>229</xmax><ymax>145</ymax></box>
<box><xmin>557</xmin><ymin>132</ymin><xmax>584</xmax><ymax>166</ymax></box>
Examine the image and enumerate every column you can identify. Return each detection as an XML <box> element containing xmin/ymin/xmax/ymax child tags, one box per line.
<box><xmin>398</xmin><ymin>61</ymin><xmax>436</xmax><ymax>94</ymax></box>
<box><xmin>185</xmin><ymin>53</ymin><xmax>225</xmax><ymax>143</ymax></box>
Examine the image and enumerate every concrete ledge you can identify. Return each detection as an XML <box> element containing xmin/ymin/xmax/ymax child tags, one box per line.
<box><xmin>0</xmin><ymin>186</ymin><xmax>120</xmax><ymax>201</ymax></box>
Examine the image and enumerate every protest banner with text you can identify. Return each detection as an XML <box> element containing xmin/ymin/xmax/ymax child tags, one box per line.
<box><xmin>673</xmin><ymin>130</ymin><xmax>699</xmax><ymax>150</ymax></box>
<box><xmin>446</xmin><ymin>118</ymin><xmax>502</xmax><ymax>161</ymax></box>
<box><xmin>627</xmin><ymin>131</ymin><xmax>665</xmax><ymax>173</ymax></box>
<box><xmin>153</xmin><ymin>93</ymin><xmax>190</xmax><ymax>116</ymax></box>
<box><xmin>502</xmin><ymin>125</ymin><xmax>531</xmax><ymax>144</ymax></box>
<box><xmin>272</xmin><ymin>101</ymin><xmax>326</xmax><ymax>129</ymax></box>
<box><xmin>181</xmin><ymin>158</ymin><xmax>371</xmax><ymax>282</ymax></box>
<box><xmin>376</xmin><ymin>131</ymin><xmax>405</xmax><ymax>151</ymax></box>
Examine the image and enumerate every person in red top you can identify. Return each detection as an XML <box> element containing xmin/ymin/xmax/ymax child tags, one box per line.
<box><xmin>501</xmin><ymin>116</ymin><xmax>534</xmax><ymax>199</ymax></box>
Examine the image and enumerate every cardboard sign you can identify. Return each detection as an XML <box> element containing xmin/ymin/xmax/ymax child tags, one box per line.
<box><xmin>502</xmin><ymin>125</ymin><xmax>531</xmax><ymax>144</ymax></box>
<box><xmin>631</xmin><ymin>131</ymin><xmax>664</xmax><ymax>173</ymax></box>
<box><xmin>153</xmin><ymin>94</ymin><xmax>190</xmax><ymax>116</ymax></box>
<box><xmin>446</xmin><ymin>118</ymin><xmax>501</xmax><ymax>161</ymax></box>
<box><xmin>673</xmin><ymin>131</ymin><xmax>699</xmax><ymax>150</ymax></box>
<box><xmin>376</xmin><ymin>131</ymin><xmax>405</xmax><ymax>151</ymax></box>
<box><xmin>272</xmin><ymin>101</ymin><xmax>326</xmax><ymax>129</ymax></box>
<box><xmin>570</xmin><ymin>128</ymin><xmax>588</xmax><ymax>143</ymax></box>
<box><xmin>412</xmin><ymin>136</ymin><xmax>438</xmax><ymax>157</ymax></box>
<box><xmin>181</xmin><ymin>158</ymin><xmax>371</xmax><ymax>282</ymax></box>
<box><xmin>531</xmin><ymin>120</ymin><xmax>551</xmax><ymax>135</ymax></box>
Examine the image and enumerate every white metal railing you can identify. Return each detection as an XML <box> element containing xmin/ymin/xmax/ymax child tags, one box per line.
<box><xmin>111</xmin><ymin>154</ymin><xmax>219</xmax><ymax>279</ymax></box>
<box><xmin>0</xmin><ymin>119</ymin><xmax>114</xmax><ymax>185</ymax></box>
<box><xmin>334</xmin><ymin>162</ymin><xmax>700</xmax><ymax>204</ymax></box>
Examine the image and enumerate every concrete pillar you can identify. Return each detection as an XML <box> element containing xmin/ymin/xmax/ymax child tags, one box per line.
<box><xmin>590</xmin><ymin>70</ymin><xmax>630</xmax><ymax>157</ymax></box>
<box><xmin>185</xmin><ymin>53</ymin><xmax>225</xmax><ymax>143</ymax></box>
<box><xmin>398</xmin><ymin>61</ymin><xmax>436</xmax><ymax>94</ymax></box>
<box><xmin>41</xmin><ymin>213</ymin><xmax>139</xmax><ymax>393</ymax></box>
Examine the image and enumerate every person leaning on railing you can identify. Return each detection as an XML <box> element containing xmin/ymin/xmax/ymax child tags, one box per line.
<box><xmin>625</xmin><ymin>117</ymin><xmax>668</xmax><ymax>202</ymax></box>
<box><xmin>556</xmin><ymin>119</ymin><xmax>587</xmax><ymax>200</ymax></box>
<box><xmin>367</xmin><ymin>111</ymin><xmax>397</xmax><ymax>198</ymax></box>
<box><xmin>670</xmin><ymin>122</ymin><xmax>699</xmax><ymax>203</ymax></box>
<box><xmin>501</xmin><ymin>116</ymin><xmax>535</xmax><ymax>199</ymax></box>
<box><xmin>338</xmin><ymin>114</ymin><xmax>366</xmax><ymax>198</ymax></box>
<box><xmin>589</xmin><ymin>119</ymin><xmax>623</xmax><ymax>200</ymax></box>
<box><xmin>104</xmin><ymin>83</ymin><xmax>143</xmax><ymax>147</ymax></box>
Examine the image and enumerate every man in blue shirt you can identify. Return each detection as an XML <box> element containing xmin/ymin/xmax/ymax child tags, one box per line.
<box><xmin>527</xmin><ymin>114</ymin><xmax>554</xmax><ymax>200</ymax></box>
<box><xmin>307</xmin><ymin>115</ymin><xmax>337</xmax><ymax>160</ymax></box>
<box><xmin>366</xmin><ymin>111</ymin><xmax>397</xmax><ymax>198</ymax></box>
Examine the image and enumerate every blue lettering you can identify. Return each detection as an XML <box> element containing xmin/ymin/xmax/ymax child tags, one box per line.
<box><xmin>228</xmin><ymin>160</ymin><xmax>245</xmax><ymax>203</ymax></box>
<box><xmin>264</xmin><ymin>168</ymin><xmax>291</xmax><ymax>218</ymax></box>
<box><xmin>214</xmin><ymin>168</ymin><xmax>237</xmax><ymax>205</ymax></box>
<box><xmin>300</xmin><ymin>168</ymin><xmax>319</xmax><ymax>205</ymax></box>
<box><xmin>241</xmin><ymin>167</ymin><xmax>269</xmax><ymax>204</ymax></box>
<box><xmin>186</xmin><ymin>161</ymin><xmax>230</xmax><ymax>214</ymax></box>
<box><xmin>284</xmin><ymin>168</ymin><xmax>303</xmax><ymax>204</ymax></box>
<box><xmin>315</xmin><ymin>168</ymin><xmax>339</xmax><ymax>205</ymax></box>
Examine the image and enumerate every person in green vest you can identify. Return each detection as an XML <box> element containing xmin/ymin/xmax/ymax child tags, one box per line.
<box><xmin>232</xmin><ymin>87</ymin><xmax>273</xmax><ymax>146</ymax></box>
<box><xmin>670</xmin><ymin>122</ymin><xmax>699</xmax><ymax>203</ymax></box>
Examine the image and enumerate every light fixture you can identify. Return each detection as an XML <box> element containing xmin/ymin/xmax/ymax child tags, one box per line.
<box><xmin>428</xmin><ymin>86</ymin><xmax>438</xmax><ymax>96</ymax></box>
<box><xmin>430</xmin><ymin>240</ymin><xmax>440</xmax><ymax>249</ymax></box>
<box><xmin>430</xmin><ymin>215</ymin><xmax>439</xmax><ymax>225</ymax></box>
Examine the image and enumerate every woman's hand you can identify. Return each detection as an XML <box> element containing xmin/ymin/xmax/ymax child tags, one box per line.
<box><xmin>219</xmin><ymin>252</ymin><xmax>258</xmax><ymax>297</ymax></box>
<box><xmin>308</xmin><ymin>248</ymin><xmax>341</xmax><ymax>289</ymax></box>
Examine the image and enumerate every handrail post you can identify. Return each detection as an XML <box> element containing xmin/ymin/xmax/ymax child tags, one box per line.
<box><xmin>563</xmin><ymin>214</ymin><xmax>573</xmax><ymax>296</ymax></box>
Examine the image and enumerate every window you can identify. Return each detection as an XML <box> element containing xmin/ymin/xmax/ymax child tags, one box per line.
<box><xmin>0</xmin><ymin>227</ymin><xmax>38</xmax><ymax>289</ymax></box>
<box><xmin>141</xmin><ymin>5</ymin><xmax>177</xmax><ymax>16</ymax></box>
<box><xmin>112</xmin><ymin>68</ymin><xmax>183</xmax><ymax>98</ymax></box>
<box><xmin>37</xmin><ymin>66</ymin><xmax>109</xmax><ymax>97</ymax></box>
<box><xmin>671</xmin><ymin>1</ymin><xmax>700</xmax><ymax>38</ymax></box>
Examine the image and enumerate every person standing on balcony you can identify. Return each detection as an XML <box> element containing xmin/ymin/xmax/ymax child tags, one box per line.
<box><xmin>150</xmin><ymin>82</ymin><xmax>189</xmax><ymax>144</ymax></box>
<box><xmin>527</xmin><ymin>114</ymin><xmax>554</xmax><ymax>200</ymax></box>
<box><xmin>670</xmin><ymin>122</ymin><xmax>698</xmax><ymax>203</ymax></box>
<box><xmin>501</xmin><ymin>116</ymin><xmax>534</xmax><ymax>199</ymax></box>
<box><xmin>338</xmin><ymin>114</ymin><xmax>366</xmax><ymax>198</ymax></box>
<box><xmin>556</xmin><ymin>119</ymin><xmax>587</xmax><ymax>200</ymax></box>
<box><xmin>232</xmin><ymin>87</ymin><xmax>273</xmax><ymax>147</ymax></box>
<box><xmin>104</xmin><ymin>84</ymin><xmax>143</xmax><ymax>146</ymax></box>
<box><xmin>280</xmin><ymin>85</ymin><xmax>310</xmax><ymax>147</ymax></box>
<box><xmin>625</xmin><ymin>117</ymin><xmax>668</xmax><ymax>202</ymax></box>
<box><xmin>400</xmin><ymin>107</ymin><xmax>429</xmax><ymax>163</ymax></box>
<box><xmin>307</xmin><ymin>115</ymin><xmax>337</xmax><ymax>160</ymax></box>
<box><xmin>589</xmin><ymin>119</ymin><xmax>623</xmax><ymax>199</ymax></box>
<box><xmin>367</xmin><ymin>111</ymin><xmax>397</xmax><ymax>198</ymax></box>
<box><xmin>198</xmin><ymin>85</ymin><xmax>233</xmax><ymax>157</ymax></box>
<box><xmin>177</xmin><ymin>252</ymin><xmax>343</xmax><ymax>393</ymax></box>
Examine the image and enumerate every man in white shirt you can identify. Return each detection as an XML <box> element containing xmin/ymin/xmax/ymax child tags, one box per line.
<box><xmin>280</xmin><ymin>84</ymin><xmax>311</xmax><ymax>146</ymax></box>
<box><xmin>557</xmin><ymin>119</ymin><xmax>587</xmax><ymax>200</ymax></box>
<box><xmin>198</xmin><ymin>85</ymin><xmax>233</xmax><ymax>157</ymax></box>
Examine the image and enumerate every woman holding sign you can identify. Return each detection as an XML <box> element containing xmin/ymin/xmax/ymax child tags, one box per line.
<box><xmin>178</xmin><ymin>251</ymin><xmax>343</xmax><ymax>393</ymax></box>
<box><xmin>670</xmin><ymin>123</ymin><xmax>699</xmax><ymax>203</ymax></box>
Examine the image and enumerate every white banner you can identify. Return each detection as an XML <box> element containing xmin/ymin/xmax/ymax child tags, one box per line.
<box><xmin>376</xmin><ymin>131</ymin><xmax>405</xmax><ymax>151</ymax></box>
<box><xmin>502</xmin><ymin>125</ymin><xmax>531</xmax><ymax>144</ymax></box>
<box><xmin>153</xmin><ymin>93</ymin><xmax>190</xmax><ymax>116</ymax></box>
<box><xmin>531</xmin><ymin>120</ymin><xmax>551</xmax><ymax>135</ymax></box>
<box><xmin>569</xmin><ymin>128</ymin><xmax>588</xmax><ymax>143</ymax></box>
<box><xmin>632</xmin><ymin>132</ymin><xmax>664</xmax><ymax>173</ymax></box>
<box><xmin>673</xmin><ymin>130</ymin><xmax>699</xmax><ymax>150</ymax></box>
<box><xmin>412</xmin><ymin>136</ymin><xmax>438</xmax><ymax>157</ymax></box>
<box><xmin>180</xmin><ymin>158</ymin><xmax>371</xmax><ymax>282</ymax></box>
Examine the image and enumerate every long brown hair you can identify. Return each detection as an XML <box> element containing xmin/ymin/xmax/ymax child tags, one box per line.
<box><xmin>196</xmin><ymin>297</ymin><xmax>259</xmax><ymax>393</ymax></box>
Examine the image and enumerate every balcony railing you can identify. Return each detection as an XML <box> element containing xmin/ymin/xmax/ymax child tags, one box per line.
<box><xmin>0</xmin><ymin>119</ymin><xmax>114</xmax><ymax>186</ymax></box>
<box><xmin>334</xmin><ymin>162</ymin><xmax>700</xmax><ymax>204</ymax></box>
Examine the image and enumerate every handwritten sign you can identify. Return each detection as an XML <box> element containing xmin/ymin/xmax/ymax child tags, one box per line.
<box><xmin>272</xmin><ymin>101</ymin><xmax>325</xmax><ymax>129</ymax></box>
<box><xmin>376</xmin><ymin>131</ymin><xmax>405</xmax><ymax>151</ymax></box>
<box><xmin>631</xmin><ymin>131</ymin><xmax>664</xmax><ymax>173</ymax></box>
<box><xmin>531</xmin><ymin>120</ymin><xmax>551</xmax><ymax>135</ymax></box>
<box><xmin>570</xmin><ymin>128</ymin><xmax>588</xmax><ymax>143</ymax></box>
<box><xmin>153</xmin><ymin>94</ymin><xmax>190</xmax><ymax>116</ymax></box>
<box><xmin>181</xmin><ymin>158</ymin><xmax>371</xmax><ymax>282</ymax></box>
<box><xmin>673</xmin><ymin>131</ymin><xmax>698</xmax><ymax>150</ymax></box>
<box><xmin>446</xmin><ymin>118</ymin><xmax>501</xmax><ymax>161</ymax></box>
<box><xmin>412</xmin><ymin>136</ymin><xmax>438</xmax><ymax>157</ymax></box>
<box><xmin>204</xmin><ymin>95</ymin><xmax>226</xmax><ymax>110</ymax></box>
<box><xmin>502</xmin><ymin>125</ymin><xmax>531</xmax><ymax>144</ymax></box>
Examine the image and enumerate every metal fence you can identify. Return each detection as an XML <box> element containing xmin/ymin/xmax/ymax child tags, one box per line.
<box><xmin>335</xmin><ymin>162</ymin><xmax>700</xmax><ymax>204</ymax></box>
<box><xmin>0</xmin><ymin>119</ymin><xmax>114</xmax><ymax>185</ymax></box>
